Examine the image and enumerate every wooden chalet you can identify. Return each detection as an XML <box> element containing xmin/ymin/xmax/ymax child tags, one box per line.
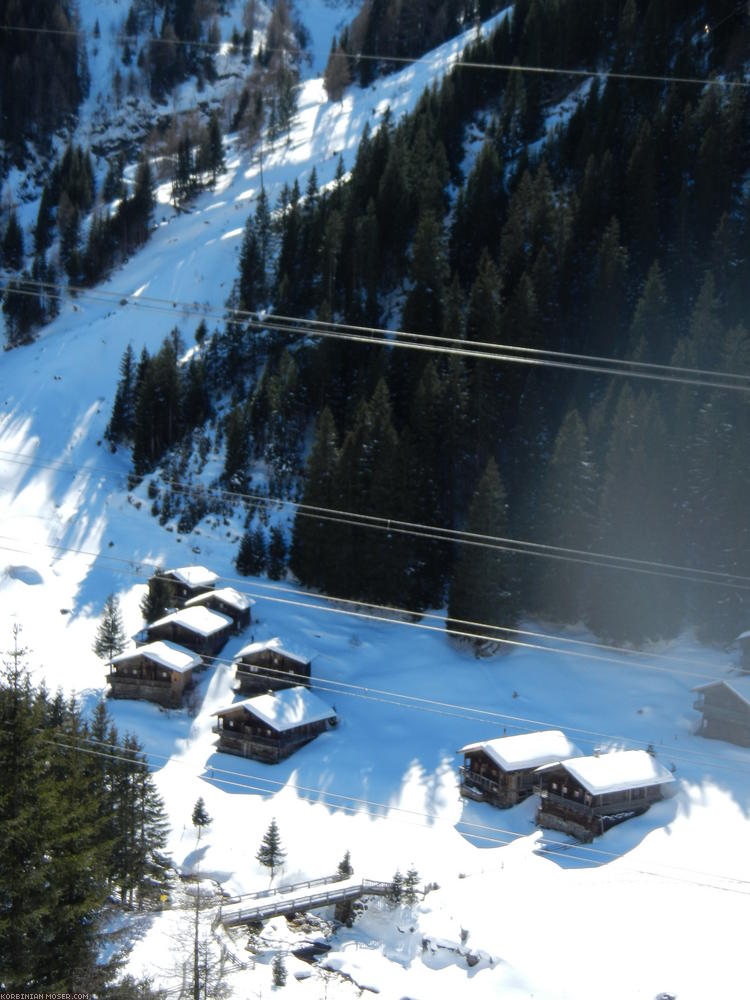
<box><xmin>146</xmin><ymin>606</ymin><xmax>233</xmax><ymax>660</ymax></box>
<box><xmin>107</xmin><ymin>641</ymin><xmax>202</xmax><ymax>709</ymax></box>
<box><xmin>148</xmin><ymin>564</ymin><xmax>218</xmax><ymax>608</ymax></box>
<box><xmin>212</xmin><ymin>686</ymin><xmax>337</xmax><ymax>763</ymax></box>
<box><xmin>184</xmin><ymin>587</ymin><xmax>254</xmax><ymax>633</ymax></box>
<box><xmin>534</xmin><ymin>750</ymin><xmax>675</xmax><ymax>842</ymax></box>
<box><xmin>692</xmin><ymin>678</ymin><xmax>750</xmax><ymax>747</ymax></box>
<box><xmin>458</xmin><ymin>730</ymin><xmax>581</xmax><ymax>808</ymax></box>
<box><xmin>234</xmin><ymin>637</ymin><xmax>311</xmax><ymax>695</ymax></box>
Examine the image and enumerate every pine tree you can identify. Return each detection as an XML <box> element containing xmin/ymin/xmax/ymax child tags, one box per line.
<box><xmin>192</xmin><ymin>796</ymin><xmax>211</xmax><ymax>840</ymax></box>
<box><xmin>267</xmin><ymin>526</ymin><xmax>287</xmax><ymax>580</ymax></box>
<box><xmin>140</xmin><ymin>575</ymin><xmax>172</xmax><ymax>624</ymax></box>
<box><xmin>290</xmin><ymin>407</ymin><xmax>340</xmax><ymax>589</ymax></box>
<box><xmin>447</xmin><ymin>458</ymin><xmax>518</xmax><ymax>644</ymax></box>
<box><xmin>337</xmin><ymin>849</ymin><xmax>353</xmax><ymax>879</ymax></box>
<box><xmin>236</xmin><ymin>525</ymin><xmax>267</xmax><ymax>576</ymax></box>
<box><xmin>256</xmin><ymin>818</ymin><xmax>286</xmax><ymax>877</ymax></box>
<box><xmin>271</xmin><ymin>953</ymin><xmax>287</xmax><ymax>987</ymax></box>
<box><xmin>403</xmin><ymin>867</ymin><xmax>420</xmax><ymax>905</ymax></box>
<box><xmin>2</xmin><ymin>209</ymin><xmax>24</xmax><ymax>270</ymax></box>
<box><xmin>93</xmin><ymin>593</ymin><xmax>128</xmax><ymax>660</ymax></box>
<box><xmin>388</xmin><ymin>868</ymin><xmax>404</xmax><ymax>905</ymax></box>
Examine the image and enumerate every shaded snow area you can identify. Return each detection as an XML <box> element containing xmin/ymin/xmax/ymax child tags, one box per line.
<box><xmin>2</xmin><ymin>3</ymin><xmax>750</xmax><ymax>999</ymax></box>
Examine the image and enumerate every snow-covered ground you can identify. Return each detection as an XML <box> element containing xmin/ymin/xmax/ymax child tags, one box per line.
<box><xmin>2</xmin><ymin>3</ymin><xmax>750</xmax><ymax>998</ymax></box>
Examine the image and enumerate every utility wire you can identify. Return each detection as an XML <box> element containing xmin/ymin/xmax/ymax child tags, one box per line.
<box><xmin>1</xmin><ymin>446</ymin><xmax>748</xmax><ymax>592</ymax></box>
<box><xmin>8</xmin><ymin>278</ymin><xmax>750</xmax><ymax>394</ymax></box>
<box><xmin>0</xmin><ymin>533</ymin><xmax>734</xmax><ymax>688</ymax></box>
<box><xmin>0</xmin><ymin>18</ymin><xmax>747</xmax><ymax>92</ymax></box>
<box><xmin>36</xmin><ymin>728</ymin><xmax>750</xmax><ymax>895</ymax></box>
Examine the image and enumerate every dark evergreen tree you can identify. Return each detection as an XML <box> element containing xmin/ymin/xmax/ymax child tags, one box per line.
<box><xmin>2</xmin><ymin>210</ymin><xmax>24</xmax><ymax>271</ymax></box>
<box><xmin>290</xmin><ymin>407</ymin><xmax>340</xmax><ymax>588</ymax></box>
<box><xmin>447</xmin><ymin>458</ymin><xmax>518</xmax><ymax>643</ymax></box>
<box><xmin>140</xmin><ymin>575</ymin><xmax>172</xmax><ymax>624</ymax></box>
<box><xmin>271</xmin><ymin>953</ymin><xmax>287</xmax><ymax>987</ymax></box>
<box><xmin>93</xmin><ymin>593</ymin><xmax>127</xmax><ymax>660</ymax></box>
<box><xmin>192</xmin><ymin>797</ymin><xmax>211</xmax><ymax>840</ymax></box>
<box><xmin>256</xmin><ymin>818</ymin><xmax>286</xmax><ymax>877</ymax></box>
<box><xmin>236</xmin><ymin>525</ymin><xmax>267</xmax><ymax>576</ymax></box>
<box><xmin>267</xmin><ymin>526</ymin><xmax>287</xmax><ymax>580</ymax></box>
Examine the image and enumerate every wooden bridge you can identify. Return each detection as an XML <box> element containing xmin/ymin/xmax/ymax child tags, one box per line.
<box><xmin>219</xmin><ymin>873</ymin><xmax>392</xmax><ymax>927</ymax></box>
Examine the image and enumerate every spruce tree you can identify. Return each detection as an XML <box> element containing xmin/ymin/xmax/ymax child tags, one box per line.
<box><xmin>337</xmin><ymin>849</ymin><xmax>353</xmax><ymax>879</ymax></box>
<box><xmin>271</xmin><ymin>953</ymin><xmax>287</xmax><ymax>987</ymax></box>
<box><xmin>403</xmin><ymin>867</ymin><xmax>420</xmax><ymax>905</ymax></box>
<box><xmin>2</xmin><ymin>210</ymin><xmax>24</xmax><ymax>271</ymax></box>
<box><xmin>93</xmin><ymin>593</ymin><xmax>128</xmax><ymax>660</ymax></box>
<box><xmin>140</xmin><ymin>575</ymin><xmax>172</xmax><ymax>624</ymax></box>
<box><xmin>236</xmin><ymin>525</ymin><xmax>267</xmax><ymax>576</ymax></box>
<box><xmin>447</xmin><ymin>458</ymin><xmax>518</xmax><ymax>644</ymax></box>
<box><xmin>267</xmin><ymin>526</ymin><xmax>287</xmax><ymax>580</ymax></box>
<box><xmin>192</xmin><ymin>796</ymin><xmax>211</xmax><ymax>840</ymax></box>
<box><xmin>256</xmin><ymin>818</ymin><xmax>286</xmax><ymax>877</ymax></box>
<box><xmin>290</xmin><ymin>407</ymin><xmax>340</xmax><ymax>589</ymax></box>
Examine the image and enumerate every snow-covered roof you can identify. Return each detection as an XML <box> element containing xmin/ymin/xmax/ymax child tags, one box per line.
<box><xmin>213</xmin><ymin>686</ymin><xmax>336</xmax><ymax>732</ymax></box>
<box><xmin>164</xmin><ymin>565</ymin><xmax>218</xmax><ymax>589</ymax></box>
<box><xmin>184</xmin><ymin>586</ymin><xmax>255</xmax><ymax>612</ymax></box>
<box><xmin>234</xmin><ymin>636</ymin><xmax>310</xmax><ymax>665</ymax></box>
<box><xmin>557</xmin><ymin>750</ymin><xmax>675</xmax><ymax>796</ymax></box>
<box><xmin>458</xmin><ymin>730</ymin><xmax>582</xmax><ymax>772</ymax></box>
<box><xmin>151</xmin><ymin>605</ymin><xmax>233</xmax><ymax>637</ymax></box>
<box><xmin>692</xmin><ymin>677</ymin><xmax>750</xmax><ymax>709</ymax></box>
<box><xmin>112</xmin><ymin>640</ymin><xmax>202</xmax><ymax>675</ymax></box>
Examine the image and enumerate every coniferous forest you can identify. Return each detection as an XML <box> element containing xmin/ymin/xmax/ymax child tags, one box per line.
<box><xmin>0</xmin><ymin>629</ymin><xmax>170</xmax><ymax>993</ymax></box>
<box><xmin>102</xmin><ymin>0</ymin><xmax>749</xmax><ymax>647</ymax></box>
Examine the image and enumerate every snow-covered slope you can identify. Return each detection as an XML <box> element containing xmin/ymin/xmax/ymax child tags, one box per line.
<box><xmin>2</xmin><ymin>5</ymin><xmax>750</xmax><ymax>999</ymax></box>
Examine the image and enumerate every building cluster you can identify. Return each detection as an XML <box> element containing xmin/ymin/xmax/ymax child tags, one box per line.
<box><xmin>107</xmin><ymin>570</ymin><xmax>750</xmax><ymax>836</ymax></box>
<box><xmin>106</xmin><ymin>566</ymin><xmax>337</xmax><ymax>762</ymax></box>
<box><xmin>458</xmin><ymin>732</ymin><xmax>675</xmax><ymax>843</ymax></box>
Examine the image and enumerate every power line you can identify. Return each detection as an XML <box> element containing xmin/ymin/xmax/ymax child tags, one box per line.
<box><xmin>0</xmin><ymin>18</ymin><xmax>747</xmax><ymax>94</ymax></box>
<box><xmin>1</xmin><ymin>446</ymin><xmax>748</xmax><ymax>592</ymax></box>
<box><xmin>10</xmin><ymin>277</ymin><xmax>750</xmax><ymax>394</ymax></box>
<box><xmin>36</xmin><ymin>727</ymin><xmax>750</xmax><ymax>895</ymax></box>
<box><xmin>0</xmin><ymin>533</ymin><xmax>734</xmax><ymax>687</ymax></box>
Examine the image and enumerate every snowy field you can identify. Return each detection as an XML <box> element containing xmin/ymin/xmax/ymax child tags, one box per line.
<box><xmin>2</xmin><ymin>2</ymin><xmax>750</xmax><ymax>998</ymax></box>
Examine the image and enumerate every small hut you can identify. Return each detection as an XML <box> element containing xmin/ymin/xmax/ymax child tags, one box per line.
<box><xmin>458</xmin><ymin>730</ymin><xmax>581</xmax><ymax>807</ymax></box>
<box><xmin>107</xmin><ymin>641</ymin><xmax>202</xmax><ymax>708</ymax></box>
<box><xmin>212</xmin><ymin>686</ymin><xmax>337</xmax><ymax>762</ymax></box>
<box><xmin>146</xmin><ymin>606</ymin><xmax>233</xmax><ymax>660</ymax></box>
<box><xmin>692</xmin><ymin>678</ymin><xmax>750</xmax><ymax>747</ymax></box>
<box><xmin>234</xmin><ymin>637</ymin><xmax>311</xmax><ymax>695</ymax></box>
<box><xmin>184</xmin><ymin>587</ymin><xmax>254</xmax><ymax>633</ymax></box>
<box><xmin>535</xmin><ymin>749</ymin><xmax>675</xmax><ymax>841</ymax></box>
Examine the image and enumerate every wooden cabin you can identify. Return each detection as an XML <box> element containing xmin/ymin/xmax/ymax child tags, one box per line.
<box><xmin>107</xmin><ymin>641</ymin><xmax>202</xmax><ymax>709</ymax></box>
<box><xmin>146</xmin><ymin>606</ymin><xmax>233</xmax><ymax>660</ymax></box>
<box><xmin>184</xmin><ymin>587</ymin><xmax>254</xmax><ymax>633</ymax></box>
<box><xmin>234</xmin><ymin>637</ymin><xmax>311</xmax><ymax>695</ymax></box>
<box><xmin>737</xmin><ymin>631</ymin><xmax>750</xmax><ymax>672</ymax></box>
<box><xmin>458</xmin><ymin>730</ymin><xmax>581</xmax><ymax>808</ymax></box>
<box><xmin>534</xmin><ymin>750</ymin><xmax>675</xmax><ymax>842</ymax></box>
<box><xmin>148</xmin><ymin>565</ymin><xmax>218</xmax><ymax>609</ymax></box>
<box><xmin>212</xmin><ymin>686</ymin><xmax>337</xmax><ymax>763</ymax></box>
<box><xmin>692</xmin><ymin>678</ymin><xmax>750</xmax><ymax>747</ymax></box>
